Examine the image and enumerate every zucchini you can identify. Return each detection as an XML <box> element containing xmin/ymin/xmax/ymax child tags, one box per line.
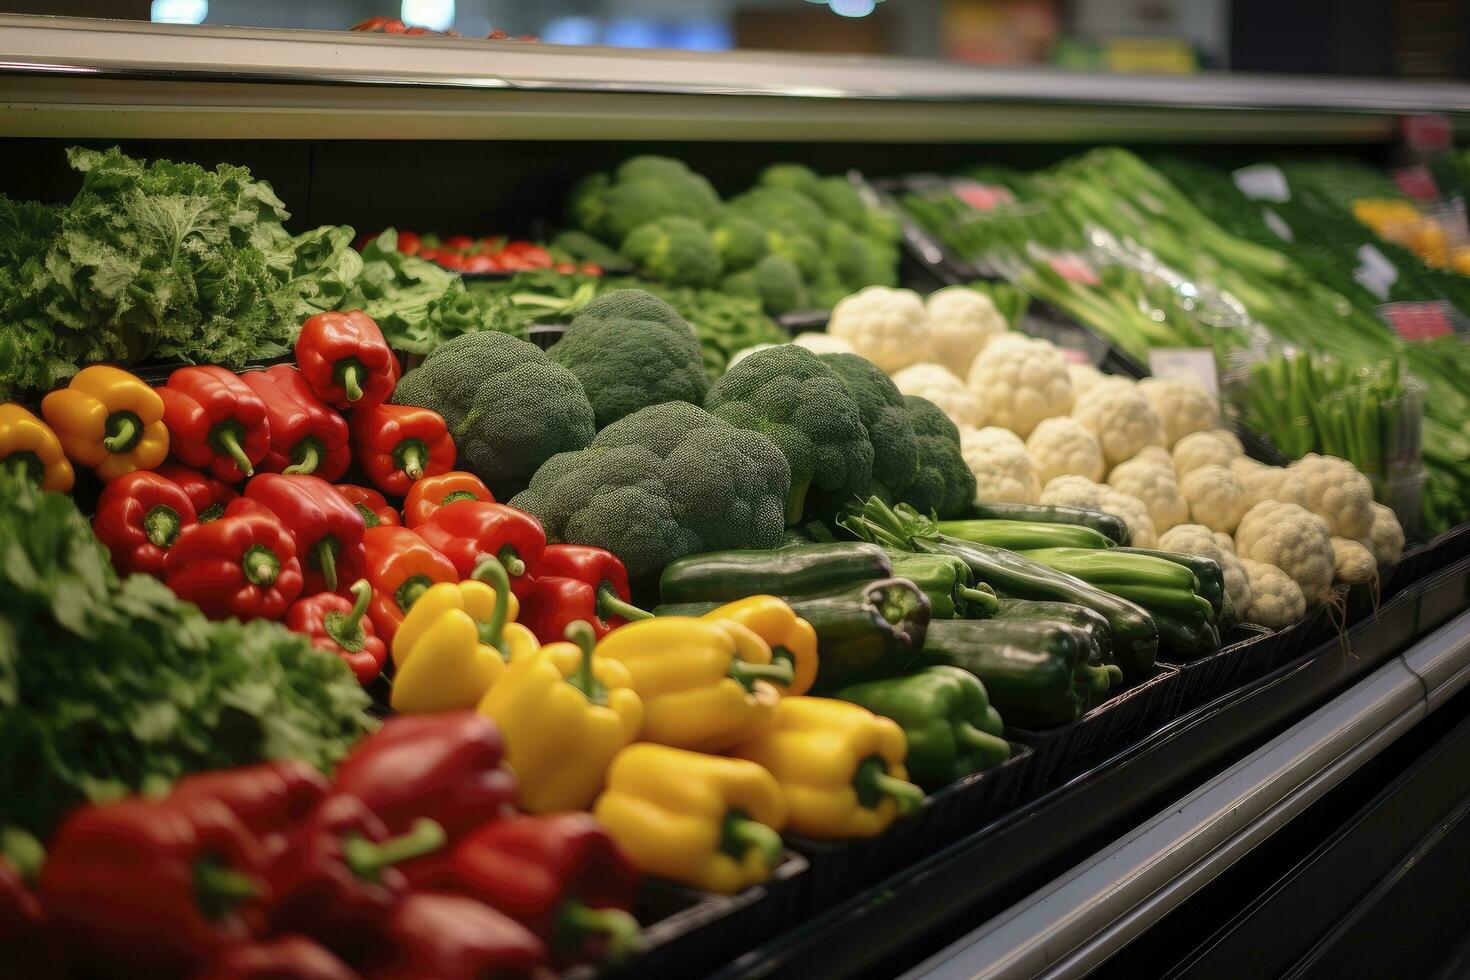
<box><xmin>936</xmin><ymin>519</ymin><xmax>1116</xmax><ymax>551</ymax></box>
<box><xmin>968</xmin><ymin>501</ymin><xmax>1130</xmax><ymax>545</ymax></box>
<box><xmin>1115</xmin><ymin>547</ymin><xmax>1228</xmax><ymax>625</ymax></box>
<box><xmin>658</xmin><ymin>542</ymin><xmax>891</xmax><ymax>605</ymax></box>
<box><xmin>918</xmin><ymin>618</ymin><xmax>1092</xmax><ymax>729</ymax></box>
<box><xmin>992</xmin><ymin>597</ymin><xmax>1114</xmax><ymax>669</ymax></box>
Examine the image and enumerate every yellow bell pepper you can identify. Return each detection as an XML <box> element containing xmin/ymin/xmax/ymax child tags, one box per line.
<box><xmin>478</xmin><ymin>620</ymin><xmax>643</xmax><ymax>812</ymax></box>
<box><xmin>594</xmin><ymin>617</ymin><xmax>793</xmax><ymax>752</ymax></box>
<box><xmin>701</xmin><ymin>596</ymin><xmax>818</xmax><ymax>696</ymax></box>
<box><xmin>0</xmin><ymin>404</ymin><xmax>73</xmax><ymax>493</ymax></box>
<box><xmin>733</xmin><ymin>696</ymin><xmax>923</xmax><ymax>840</ymax></box>
<box><xmin>390</xmin><ymin>557</ymin><xmax>538</xmax><ymax>714</ymax></box>
<box><xmin>40</xmin><ymin>366</ymin><xmax>169</xmax><ymax>482</ymax></box>
<box><xmin>593</xmin><ymin>743</ymin><xmax>787</xmax><ymax>894</ymax></box>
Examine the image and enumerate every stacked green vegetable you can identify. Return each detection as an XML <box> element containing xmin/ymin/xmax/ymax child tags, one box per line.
<box><xmin>0</xmin><ymin>469</ymin><xmax>374</xmax><ymax>838</ymax></box>
<box><xmin>0</xmin><ymin>147</ymin><xmax>362</xmax><ymax>397</ymax></box>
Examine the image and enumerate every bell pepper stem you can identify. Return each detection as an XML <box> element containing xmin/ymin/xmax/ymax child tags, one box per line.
<box><xmin>958</xmin><ymin>585</ymin><xmax>998</xmax><ymax>615</ymax></box>
<box><xmin>342</xmin><ymin>818</ymin><xmax>447</xmax><ymax>883</ymax></box>
<box><xmin>853</xmin><ymin>757</ymin><xmax>923</xmax><ymax>815</ymax></box>
<box><xmin>559</xmin><ymin>901</ymin><xmax>643</xmax><ymax>962</ymax></box>
<box><xmin>721</xmin><ymin>811</ymin><xmax>783</xmax><ymax>870</ymax></box>
<box><xmin>596</xmin><ymin>585</ymin><xmax>652</xmax><ymax>623</ymax></box>
<box><xmin>954</xmin><ymin>722</ymin><xmax>1002</xmax><ymax>752</ymax></box>
<box><xmin>497</xmin><ymin>545</ymin><xmax>525</xmax><ymax>578</ymax></box>
<box><xmin>313</xmin><ymin>539</ymin><xmax>339</xmax><ymax>592</ymax></box>
<box><xmin>0</xmin><ymin>827</ymin><xmax>45</xmax><ymax>883</ymax></box>
<box><xmin>215</xmin><ymin>425</ymin><xmax>254</xmax><ymax>477</ymax></box>
<box><xmin>399</xmin><ymin>443</ymin><xmax>424</xmax><ymax>481</ymax></box>
<box><xmin>342</xmin><ymin>579</ymin><xmax>372</xmax><ymax>632</ymax></box>
<box><xmin>194</xmin><ymin>858</ymin><xmax>260</xmax><ymax>921</ymax></box>
<box><xmin>242</xmin><ymin>545</ymin><xmax>280</xmax><ymax>588</ymax></box>
<box><xmin>283</xmin><ymin>442</ymin><xmax>321</xmax><ymax>476</ymax></box>
<box><xmin>102</xmin><ymin>414</ymin><xmax>138</xmax><ymax>453</ymax></box>
<box><xmin>143</xmin><ymin>504</ymin><xmax>182</xmax><ymax>548</ymax></box>
<box><xmin>340</xmin><ymin>363</ymin><xmax>364</xmax><ymax>403</ymax></box>
<box><xmin>729</xmin><ymin>658</ymin><xmax>796</xmax><ymax>690</ymax></box>
<box><xmin>562</xmin><ymin>620</ymin><xmax>607</xmax><ymax>705</ymax></box>
<box><xmin>471</xmin><ymin>555</ymin><xmax>515</xmax><ymax>656</ymax></box>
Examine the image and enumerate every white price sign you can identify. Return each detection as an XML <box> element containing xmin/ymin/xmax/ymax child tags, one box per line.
<box><xmin>1233</xmin><ymin>164</ymin><xmax>1290</xmax><ymax>203</ymax></box>
<box><xmin>1148</xmin><ymin>348</ymin><xmax>1219</xmax><ymax>398</ymax></box>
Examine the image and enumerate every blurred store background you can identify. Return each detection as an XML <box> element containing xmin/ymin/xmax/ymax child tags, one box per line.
<box><xmin>1</xmin><ymin>0</ymin><xmax>1467</xmax><ymax>77</ymax></box>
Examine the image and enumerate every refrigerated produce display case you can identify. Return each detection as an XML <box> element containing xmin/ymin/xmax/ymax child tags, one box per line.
<box><xmin>5</xmin><ymin>15</ymin><xmax>1470</xmax><ymax>979</ymax></box>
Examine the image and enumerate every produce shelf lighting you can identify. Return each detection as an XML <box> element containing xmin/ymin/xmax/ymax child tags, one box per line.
<box><xmin>401</xmin><ymin>0</ymin><xmax>455</xmax><ymax>33</ymax></box>
<box><xmin>150</xmin><ymin>0</ymin><xmax>207</xmax><ymax>24</ymax></box>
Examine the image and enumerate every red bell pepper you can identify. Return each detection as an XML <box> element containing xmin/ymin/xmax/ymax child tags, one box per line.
<box><xmin>360</xmin><ymin>892</ymin><xmax>547</xmax><ymax>980</ymax></box>
<box><xmin>169</xmin><ymin>761</ymin><xmax>333</xmax><ymax>862</ymax></box>
<box><xmin>415</xmin><ymin>501</ymin><xmax>545</xmax><ymax>595</ymax></box>
<box><xmin>91</xmin><ymin>469</ymin><xmax>199</xmax><ymax>577</ymax></box>
<box><xmin>1</xmin><ymin>829</ymin><xmax>61</xmax><ymax>980</ymax></box>
<box><xmin>335</xmin><ymin>484</ymin><xmax>401</xmax><ymax>528</ymax></box>
<box><xmin>332</xmin><ymin>712</ymin><xmax>518</xmax><ymax>847</ymax></box>
<box><xmin>245</xmin><ymin>473</ymin><xmax>367</xmax><ymax>595</ymax></box>
<box><xmin>517</xmin><ymin>544</ymin><xmax>650</xmax><ymax>641</ymax></box>
<box><xmin>360</xmin><ymin>525</ymin><xmax>458</xmax><ymax>645</ymax></box>
<box><xmin>432</xmin><ymin>813</ymin><xmax>642</xmax><ymax>966</ymax></box>
<box><xmin>295</xmin><ymin>311</ymin><xmax>400</xmax><ymax>409</ymax></box>
<box><xmin>164</xmin><ymin>500</ymin><xmax>304</xmax><ymax>620</ymax></box>
<box><xmin>39</xmin><ymin>797</ymin><xmax>270</xmax><ymax>976</ymax></box>
<box><xmin>403</xmin><ymin>470</ymin><xmax>494</xmax><ymax>528</ymax></box>
<box><xmin>159</xmin><ymin>366</ymin><xmax>271</xmax><ymax>482</ymax></box>
<box><xmin>287</xmin><ymin>580</ymin><xmax>387</xmax><ymax>685</ymax></box>
<box><xmin>200</xmin><ymin>935</ymin><xmax>359</xmax><ymax>980</ymax></box>
<box><xmin>351</xmin><ymin>403</ymin><xmax>456</xmax><ymax>497</ymax></box>
<box><xmin>268</xmin><ymin>794</ymin><xmax>445</xmax><ymax>956</ymax></box>
<box><xmin>157</xmin><ymin>462</ymin><xmax>239</xmax><ymax>522</ymax></box>
<box><xmin>242</xmin><ymin>366</ymin><xmax>351</xmax><ymax>482</ymax></box>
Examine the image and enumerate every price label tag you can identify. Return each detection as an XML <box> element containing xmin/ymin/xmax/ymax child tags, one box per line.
<box><xmin>1048</xmin><ymin>254</ymin><xmax>1101</xmax><ymax>286</ymax></box>
<box><xmin>1403</xmin><ymin>114</ymin><xmax>1452</xmax><ymax>159</ymax></box>
<box><xmin>1233</xmin><ymin>164</ymin><xmax>1290</xmax><ymax>203</ymax></box>
<box><xmin>1393</xmin><ymin>165</ymin><xmax>1441</xmax><ymax>202</ymax></box>
<box><xmin>1378</xmin><ymin>301</ymin><xmax>1455</xmax><ymax>340</ymax></box>
<box><xmin>950</xmin><ymin>179</ymin><xmax>1016</xmax><ymax>213</ymax></box>
<box><xmin>1353</xmin><ymin>243</ymin><xmax>1399</xmax><ymax>300</ymax></box>
<box><xmin>1262</xmin><ymin>208</ymin><xmax>1295</xmax><ymax>242</ymax></box>
<box><xmin>1148</xmin><ymin>348</ymin><xmax>1219</xmax><ymax>397</ymax></box>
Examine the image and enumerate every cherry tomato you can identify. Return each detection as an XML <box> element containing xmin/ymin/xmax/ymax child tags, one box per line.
<box><xmin>465</xmin><ymin>254</ymin><xmax>500</xmax><ymax>273</ymax></box>
<box><xmin>396</xmin><ymin>230</ymin><xmax>421</xmax><ymax>255</ymax></box>
<box><xmin>442</xmin><ymin>235</ymin><xmax>474</xmax><ymax>253</ymax></box>
<box><xmin>581</xmin><ymin>263</ymin><xmax>603</xmax><ymax>276</ymax></box>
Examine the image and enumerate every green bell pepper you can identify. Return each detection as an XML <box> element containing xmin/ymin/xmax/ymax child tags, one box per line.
<box><xmin>888</xmin><ymin>552</ymin><xmax>998</xmax><ymax>619</ymax></box>
<box><xmin>918</xmin><ymin>618</ymin><xmax>1095</xmax><ymax>729</ymax></box>
<box><xmin>658</xmin><ymin>542</ymin><xmax>892</xmax><ymax>605</ymax></box>
<box><xmin>834</xmin><ymin>666</ymin><xmax>1012</xmax><ymax>792</ymax></box>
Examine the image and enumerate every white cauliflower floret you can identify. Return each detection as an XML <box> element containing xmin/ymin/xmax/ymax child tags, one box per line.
<box><xmin>1070</xmin><ymin>383</ymin><xmax>1166</xmax><ymax>468</ymax></box>
<box><xmin>726</xmin><ymin>343</ymin><xmax>778</xmax><ymax>370</ymax></box>
<box><xmin>1137</xmin><ymin>378</ymin><xmax>1221</xmax><ymax>448</ymax></box>
<box><xmin>1040</xmin><ymin>475</ymin><xmax>1157</xmax><ymax>547</ymax></box>
<box><xmin>961</xmin><ymin>426</ymin><xmax>1040</xmax><ymax>504</ymax></box>
<box><xmin>1331</xmin><ymin>537</ymin><xmax>1377</xmax><ymax>585</ymax></box>
<box><xmin>1158</xmin><ymin>523</ymin><xmax>1253</xmax><ymax>614</ymax></box>
<box><xmin>1179</xmin><ymin>463</ymin><xmax>1249</xmax><ymax>534</ymax></box>
<box><xmin>1363</xmin><ymin>503</ymin><xmax>1405</xmax><ymax>565</ymax></box>
<box><xmin>1108</xmin><ymin>456</ymin><xmax>1188</xmax><ymax>532</ymax></box>
<box><xmin>1214</xmin><ymin>532</ymin><xmax>1235</xmax><ymax>554</ymax></box>
<box><xmin>1130</xmin><ymin>446</ymin><xmax>1173</xmax><ymax>469</ymax></box>
<box><xmin>1282</xmin><ymin>454</ymin><xmax>1375</xmax><ymax>540</ymax></box>
<box><xmin>966</xmin><ymin>333</ymin><xmax>1074</xmax><ymax>438</ymax></box>
<box><xmin>1231</xmin><ymin>457</ymin><xmax>1288</xmax><ymax>508</ymax></box>
<box><xmin>924</xmin><ymin>286</ymin><xmax>1007</xmax><ymax>378</ymax></box>
<box><xmin>891</xmin><ymin>362</ymin><xmax>983</xmax><ymax>430</ymax></box>
<box><xmin>792</xmin><ymin>331</ymin><xmax>855</xmax><ymax>356</ymax></box>
<box><xmin>827</xmin><ymin>286</ymin><xmax>930</xmax><ymax>373</ymax></box>
<box><xmin>1211</xmin><ymin>429</ymin><xmax>1244</xmax><ymax>455</ymax></box>
<box><xmin>1067</xmin><ymin>362</ymin><xmax>1107</xmax><ymax>396</ymax></box>
<box><xmin>1239</xmin><ymin>558</ymin><xmax>1307</xmax><ymax>629</ymax></box>
<box><xmin>1173</xmin><ymin>430</ymin><xmax>1239</xmax><ymax>476</ymax></box>
<box><xmin>1235</xmin><ymin>500</ymin><xmax>1335</xmax><ymax>602</ymax></box>
<box><xmin>1027</xmin><ymin>416</ymin><xmax>1105</xmax><ymax>485</ymax></box>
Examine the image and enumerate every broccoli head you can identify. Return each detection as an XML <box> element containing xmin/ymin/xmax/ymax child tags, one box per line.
<box><xmin>550</xmin><ymin>229</ymin><xmax>625</xmax><ymax>269</ymax></box>
<box><xmin>586</xmin><ymin>180</ymin><xmax>684</xmax><ymax>244</ymax></box>
<box><xmin>763</xmin><ymin>226</ymin><xmax>822</xmax><ymax>280</ymax></box>
<box><xmin>758</xmin><ymin>163</ymin><xmax>821</xmax><ymax>194</ymax></box>
<box><xmin>711</xmin><ymin>215</ymin><xmax>770</xmax><ymax>271</ymax></box>
<box><xmin>621</xmin><ymin>216</ymin><xmax>723</xmax><ymax>287</ymax></box>
<box><xmin>722</xmin><ymin>254</ymin><xmax>808</xmax><ymax>316</ymax></box>
<box><xmin>615</xmin><ymin>155</ymin><xmax>693</xmax><ymax>184</ymax></box>
<box><xmin>811</xmin><ymin>175</ymin><xmax>867</xmax><ymax>228</ymax></box>
<box><xmin>509</xmin><ymin>401</ymin><xmax>790</xmax><ymax>583</ymax></box>
<box><xmin>705</xmin><ymin>345</ymin><xmax>874</xmax><ymax>524</ymax></box>
<box><xmin>549</xmin><ymin>289</ymin><xmax>708</xmax><ymax>428</ymax></box>
<box><xmin>901</xmin><ymin>395</ymin><xmax>977</xmax><ymax>517</ymax></box>
<box><xmin>565</xmin><ymin>172</ymin><xmax>612</xmax><ymax>232</ymax></box>
<box><xmin>729</xmin><ymin>187</ymin><xmax>830</xmax><ymax>244</ymax></box>
<box><xmin>817</xmin><ymin>352</ymin><xmax>921</xmax><ymax>501</ymax></box>
<box><xmin>828</xmin><ymin>222</ymin><xmax>899</xmax><ymax>291</ymax></box>
<box><xmin>392</xmin><ymin>331</ymin><xmax>596</xmax><ymax>499</ymax></box>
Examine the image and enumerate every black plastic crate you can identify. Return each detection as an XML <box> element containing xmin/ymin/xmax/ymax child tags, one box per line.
<box><xmin>1415</xmin><ymin>556</ymin><xmax>1470</xmax><ymax>634</ymax></box>
<box><xmin>1162</xmin><ymin>624</ymin><xmax>1273</xmax><ymax>716</ymax></box>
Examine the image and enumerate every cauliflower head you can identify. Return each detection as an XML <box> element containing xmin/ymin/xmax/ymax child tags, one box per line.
<box><xmin>1067</xmin><ymin>362</ymin><xmax>1107</xmax><ymax>396</ymax></box>
<box><xmin>891</xmin><ymin>362</ymin><xmax>983</xmax><ymax>430</ymax></box>
<box><xmin>1234</xmin><ymin>500</ymin><xmax>1335</xmax><ymax>602</ymax></box>
<box><xmin>1282</xmin><ymin>454</ymin><xmax>1375</xmax><ymax>540</ymax></box>
<box><xmin>1238</xmin><ymin>558</ymin><xmax>1307</xmax><ymax>629</ymax></box>
<box><xmin>962</xmin><ymin>426</ymin><xmax>1040</xmax><ymax>504</ymax></box>
<box><xmin>1211</xmin><ymin>429</ymin><xmax>1244</xmax><ymax>455</ymax></box>
<box><xmin>1231</xmin><ymin>457</ymin><xmax>1288</xmax><ymax>509</ymax></box>
<box><xmin>1108</xmin><ymin>455</ymin><xmax>1189</xmax><ymax>532</ymax></box>
<box><xmin>1158</xmin><ymin>523</ymin><xmax>1253</xmax><ymax>614</ymax></box>
<box><xmin>1039</xmin><ymin>475</ymin><xmax>1158</xmax><ymax>547</ymax></box>
<box><xmin>967</xmin><ymin>333</ymin><xmax>1074</xmax><ymax>438</ymax></box>
<box><xmin>1179</xmin><ymin>463</ymin><xmax>1249</xmax><ymax>534</ymax></box>
<box><xmin>1027</xmin><ymin>416</ymin><xmax>1105</xmax><ymax>486</ymax></box>
<box><xmin>827</xmin><ymin>286</ymin><xmax>930</xmax><ymax>374</ymax></box>
<box><xmin>924</xmin><ymin>286</ymin><xmax>1007</xmax><ymax>378</ymax></box>
<box><xmin>1214</xmin><ymin>531</ymin><xmax>1236</xmax><ymax>554</ymax></box>
<box><xmin>1173</xmin><ymin>430</ymin><xmax>1240</xmax><ymax>476</ymax></box>
<box><xmin>1070</xmin><ymin>382</ymin><xmax>1166</xmax><ymax>468</ymax></box>
<box><xmin>792</xmin><ymin>331</ymin><xmax>855</xmax><ymax>357</ymax></box>
<box><xmin>1137</xmin><ymin>377</ymin><xmax>1220</xmax><ymax>448</ymax></box>
<box><xmin>1363</xmin><ymin>503</ymin><xmax>1405</xmax><ymax>565</ymax></box>
<box><xmin>1331</xmin><ymin>536</ymin><xmax>1377</xmax><ymax>585</ymax></box>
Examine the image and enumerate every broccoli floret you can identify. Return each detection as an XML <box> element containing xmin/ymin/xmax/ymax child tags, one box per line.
<box><xmin>621</xmin><ymin>216</ymin><xmax>723</xmax><ymax>287</ymax></box>
<box><xmin>729</xmin><ymin>187</ymin><xmax>830</xmax><ymax>244</ymax></box>
<box><xmin>566</xmin><ymin>172</ymin><xmax>612</xmax><ymax>233</ymax></box>
<box><xmin>551</xmin><ymin>230</ymin><xmax>625</xmax><ymax>268</ymax></box>
<box><xmin>901</xmin><ymin>395</ymin><xmax>976</xmax><ymax>517</ymax></box>
<box><xmin>615</xmin><ymin>155</ymin><xmax>693</xmax><ymax>184</ymax></box>
<box><xmin>828</xmin><ymin>222</ymin><xmax>899</xmax><ymax>291</ymax></box>
<box><xmin>758</xmin><ymin>163</ymin><xmax>820</xmax><ymax>193</ymax></box>
<box><xmin>711</xmin><ymin>215</ymin><xmax>770</xmax><ymax>271</ymax></box>
<box><xmin>863</xmin><ymin>206</ymin><xmax>903</xmax><ymax>244</ymax></box>
<box><xmin>817</xmin><ymin>352</ymin><xmax>921</xmax><ymax>501</ymax></box>
<box><xmin>509</xmin><ymin>401</ymin><xmax>790</xmax><ymax>583</ymax></box>
<box><xmin>812</xmin><ymin>175</ymin><xmax>867</xmax><ymax>227</ymax></box>
<box><xmin>764</xmin><ymin>226</ymin><xmax>822</xmax><ymax>280</ymax></box>
<box><xmin>594</xmin><ymin>180</ymin><xmax>684</xmax><ymax>244</ymax></box>
<box><xmin>549</xmin><ymin>289</ymin><xmax>708</xmax><ymax>428</ymax></box>
<box><xmin>392</xmin><ymin>331</ymin><xmax>596</xmax><ymax>499</ymax></box>
<box><xmin>723</xmin><ymin>254</ymin><xmax>808</xmax><ymax>316</ymax></box>
<box><xmin>705</xmin><ymin>345</ymin><xmax>874</xmax><ymax>524</ymax></box>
